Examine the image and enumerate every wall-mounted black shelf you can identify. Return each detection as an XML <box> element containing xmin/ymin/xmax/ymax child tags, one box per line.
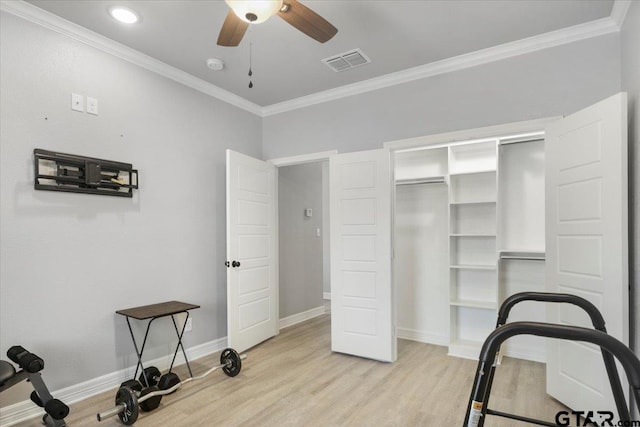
<box><xmin>34</xmin><ymin>149</ymin><xmax>138</xmax><ymax>197</ymax></box>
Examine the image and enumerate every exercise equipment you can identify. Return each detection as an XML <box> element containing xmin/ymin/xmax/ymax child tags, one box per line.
<box><xmin>0</xmin><ymin>346</ymin><xmax>69</xmax><ymax>427</ymax></box>
<box><xmin>463</xmin><ymin>291</ymin><xmax>638</xmax><ymax>426</ymax></box>
<box><xmin>138</xmin><ymin>366</ymin><xmax>161</xmax><ymax>387</ymax></box>
<box><xmin>158</xmin><ymin>372</ymin><xmax>180</xmax><ymax>391</ymax></box>
<box><xmin>97</xmin><ymin>348</ymin><xmax>246</xmax><ymax>425</ymax></box>
<box><xmin>464</xmin><ymin>322</ymin><xmax>640</xmax><ymax>427</ymax></box>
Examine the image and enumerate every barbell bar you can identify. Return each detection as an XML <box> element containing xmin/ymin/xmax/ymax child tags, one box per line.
<box><xmin>97</xmin><ymin>349</ymin><xmax>246</xmax><ymax>424</ymax></box>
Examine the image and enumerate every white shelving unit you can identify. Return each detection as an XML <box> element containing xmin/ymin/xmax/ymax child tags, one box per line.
<box><xmin>393</xmin><ymin>134</ymin><xmax>546</xmax><ymax>362</ymax></box>
<box><xmin>448</xmin><ymin>140</ymin><xmax>499</xmax><ymax>359</ymax></box>
<box><xmin>496</xmin><ymin>137</ymin><xmax>547</xmax><ymax>362</ymax></box>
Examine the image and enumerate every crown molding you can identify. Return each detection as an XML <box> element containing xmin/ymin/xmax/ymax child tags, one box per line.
<box><xmin>262</xmin><ymin>16</ymin><xmax>619</xmax><ymax>116</ymax></box>
<box><xmin>610</xmin><ymin>0</ymin><xmax>632</xmax><ymax>29</ymax></box>
<box><xmin>1</xmin><ymin>0</ymin><xmax>627</xmax><ymax>119</ymax></box>
<box><xmin>0</xmin><ymin>0</ymin><xmax>263</xmax><ymax>116</ymax></box>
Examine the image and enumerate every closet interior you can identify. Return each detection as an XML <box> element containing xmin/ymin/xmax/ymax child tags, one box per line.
<box><xmin>394</xmin><ymin>133</ymin><xmax>546</xmax><ymax>361</ymax></box>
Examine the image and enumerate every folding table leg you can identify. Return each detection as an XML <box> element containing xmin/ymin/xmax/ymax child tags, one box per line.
<box><xmin>168</xmin><ymin>312</ymin><xmax>193</xmax><ymax>377</ymax></box>
<box><xmin>126</xmin><ymin>316</ymin><xmax>156</xmax><ymax>384</ymax></box>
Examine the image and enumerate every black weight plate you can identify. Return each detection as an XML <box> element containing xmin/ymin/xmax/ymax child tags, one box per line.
<box><xmin>138</xmin><ymin>366</ymin><xmax>161</xmax><ymax>387</ymax></box>
<box><xmin>115</xmin><ymin>386</ymin><xmax>139</xmax><ymax>426</ymax></box>
<box><xmin>121</xmin><ymin>379</ymin><xmax>143</xmax><ymax>393</ymax></box>
<box><xmin>158</xmin><ymin>372</ymin><xmax>181</xmax><ymax>394</ymax></box>
<box><xmin>220</xmin><ymin>348</ymin><xmax>241</xmax><ymax>377</ymax></box>
<box><xmin>139</xmin><ymin>386</ymin><xmax>162</xmax><ymax>412</ymax></box>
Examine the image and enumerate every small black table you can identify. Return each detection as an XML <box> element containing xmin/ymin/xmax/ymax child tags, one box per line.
<box><xmin>116</xmin><ymin>301</ymin><xmax>200</xmax><ymax>385</ymax></box>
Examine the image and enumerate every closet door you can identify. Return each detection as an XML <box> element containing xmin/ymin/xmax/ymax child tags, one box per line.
<box><xmin>330</xmin><ymin>149</ymin><xmax>396</xmax><ymax>362</ymax></box>
<box><xmin>545</xmin><ymin>93</ymin><xmax>628</xmax><ymax>415</ymax></box>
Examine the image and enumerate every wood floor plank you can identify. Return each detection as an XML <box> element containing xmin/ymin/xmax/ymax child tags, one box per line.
<box><xmin>12</xmin><ymin>314</ymin><xmax>568</xmax><ymax>426</ymax></box>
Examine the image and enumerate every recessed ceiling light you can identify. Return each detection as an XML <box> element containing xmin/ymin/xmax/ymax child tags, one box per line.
<box><xmin>109</xmin><ymin>7</ymin><xmax>139</xmax><ymax>24</ymax></box>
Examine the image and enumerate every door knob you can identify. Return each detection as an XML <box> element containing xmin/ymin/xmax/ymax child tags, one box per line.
<box><xmin>232</xmin><ymin>260</ymin><xmax>241</xmax><ymax>268</ymax></box>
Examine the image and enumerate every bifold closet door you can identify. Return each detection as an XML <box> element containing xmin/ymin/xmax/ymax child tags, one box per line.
<box><xmin>545</xmin><ymin>93</ymin><xmax>628</xmax><ymax>416</ymax></box>
<box><xmin>330</xmin><ymin>149</ymin><xmax>396</xmax><ymax>362</ymax></box>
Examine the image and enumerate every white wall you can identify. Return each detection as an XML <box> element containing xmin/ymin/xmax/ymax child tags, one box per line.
<box><xmin>278</xmin><ymin>162</ymin><xmax>325</xmax><ymax>318</ymax></box>
<box><xmin>394</xmin><ymin>182</ymin><xmax>449</xmax><ymax>345</ymax></box>
<box><xmin>263</xmin><ymin>34</ymin><xmax>620</xmax><ymax>159</ymax></box>
<box><xmin>620</xmin><ymin>1</ymin><xmax>640</xmax><ymax>364</ymax></box>
<box><xmin>0</xmin><ymin>10</ymin><xmax>261</xmax><ymax>403</ymax></box>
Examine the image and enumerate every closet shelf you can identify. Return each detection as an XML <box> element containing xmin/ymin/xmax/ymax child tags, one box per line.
<box><xmin>450</xmin><ymin>264</ymin><xmax>497</xmax><ymax>271</ymax></box>
<box><xmin>450</xmin><ymin>300</ymin><xmax>497</xmax><ymax>310</ymax></box>
<box><xmin>396</xmin><ymin>176</ymin><xmax>446</xmax><ymax>186</ymax></box>
<box><xmin>450</xmin><ymin>234</ymin><xmax>496</xmax><ymax>237</ymax></box>
<box><xmin>449</xmin><ymin>200</ymin><xmax>497</xmax><ymax>206</ymax></box>
<box><xmin>449</xmin><ymin>169</ymin><xmax>496</xmax><ymax>177</ymax></box>
<box><xmin>499</xmin><ymin>250</ymin><xmax>546</xmax><ymax>261</ymax></box>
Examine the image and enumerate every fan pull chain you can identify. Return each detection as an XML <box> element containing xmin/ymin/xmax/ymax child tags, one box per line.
<box><xmin>248</xmin><ymin>25</ymin><xmax>253</xmax><ymax>89</ymax></box>
<box><xmin>248</xmin><ymin>40</ymin><xmax>253</xmax><ymax>88</ymax></box>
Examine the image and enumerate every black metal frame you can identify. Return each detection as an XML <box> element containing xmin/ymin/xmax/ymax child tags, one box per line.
<box><xmin>464</xmin><ymin>321</ymin><xmax>640</xmax><ymax>427</ymax></box>
<box><xmin>0</xmin><ymin>353</ymin><xmax>68</xmax><ymax>426</ymax></box>
<box><xmin>34</xmin><ymin>149</ymin><xmax>138</xmax><ymax>197</ymax></box>
<box><xmin>124</xmin><ymin>311</ymin><xmax>194</xmax><ymax>386</ymax></box>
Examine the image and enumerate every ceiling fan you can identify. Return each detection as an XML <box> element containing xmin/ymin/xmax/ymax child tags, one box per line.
<box><xmin>217</xmin><ymin>0</ymin><xmax>338</xmax><ymax>47</ymax></box>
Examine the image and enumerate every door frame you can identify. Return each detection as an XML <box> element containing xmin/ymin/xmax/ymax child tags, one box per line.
<box><xmin>267</xmin><ymin>150</ymin><xmax>337</xmax><ymax>330</ymax></box>
<box><xmin>384</xmin><ymin>117</ymin><xmax>560</xmax><ymax>151</ymax></box>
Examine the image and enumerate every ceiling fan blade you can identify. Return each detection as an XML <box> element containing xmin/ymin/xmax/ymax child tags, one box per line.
<box><xmin>277</xmin><ymin>0</ymin><xmax>337</xmax><ymax>43</ymax></box>
<box><xmin>217</xmin><ymin>10</ymin><xmax>249</xmax><ymax>47</ymax></box>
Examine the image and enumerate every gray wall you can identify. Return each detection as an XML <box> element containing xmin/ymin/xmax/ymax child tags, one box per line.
<box><xmin>621</xmin><ymin>1</ymin><xmax>640</xmax><ymax>360</ymax></box>
<box><xmin>263</xmin><ymin>34</ymin><xmax>620</xmax><ymax>159</ymax></box>
<box><xmin>278</xmin><ymin>163</ymin><xmax>325</xmax><ymax>318</ymax></box>
<box><xmin>0</xmin><ymin>10</ymin><xmax>261</xmax><ymax>402</ymax></box>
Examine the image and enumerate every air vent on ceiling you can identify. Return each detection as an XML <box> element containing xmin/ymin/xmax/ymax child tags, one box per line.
<box><xmin>322</xmin><ymin>48</ymin><xmax>371</xmax><ymax>72</ymax></box>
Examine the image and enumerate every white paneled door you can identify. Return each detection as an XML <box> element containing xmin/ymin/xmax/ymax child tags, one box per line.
<box><xmin>545</xmin><ymin>93</ymin><xmax>628</xmax><ymax>416</ymax></box>
<box><xmin>226</xmin><ymin>150</ymin><xmax>278</xmax><ymax>353</ymax></box>
<box><xmin>330</xmin><ymin>149</ymin><xmax>396</xmax><ymax>362</ymax></box>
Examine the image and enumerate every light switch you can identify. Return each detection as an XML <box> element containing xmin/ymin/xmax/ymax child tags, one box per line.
<box><xmin>305</xmin><ymin>208</ymin><xmax>313</xmax><ymax>217</ymax></box>
<box><xmin>71</xmin><ymin>93</ymin><xmax>84</xmax><ymax>112</ymax></box>
<box><xmin>316</xmin><ymin>228</ymin><xmax>321</xmax><ymax>237</ymax></box>
<box><xmin>87</xmin><ymin>97</ymin><xmax>98</xmax><ymax>115</ymax></box>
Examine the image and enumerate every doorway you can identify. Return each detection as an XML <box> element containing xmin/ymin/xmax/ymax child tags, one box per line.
<box><xmin>277</xmin><ymin>161</ymin><xmax>330</xmax><ymax>327</ymax></box>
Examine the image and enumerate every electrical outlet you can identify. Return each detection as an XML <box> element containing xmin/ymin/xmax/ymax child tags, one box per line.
<box><xmin>71</xmin><ymin>93</ymin><xmax>84</xmax><ymax>112</ymax></box>
<box><xmin>185</xmin><ymin>318</ymin><xmax>193</xmax><ymax>332</ymax></box>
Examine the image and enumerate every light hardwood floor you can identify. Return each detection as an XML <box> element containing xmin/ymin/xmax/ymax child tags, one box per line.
<box><xmin>15</xmin><ymin>314</ymin><xmax>567</xmax><ymax>426</ymax></box>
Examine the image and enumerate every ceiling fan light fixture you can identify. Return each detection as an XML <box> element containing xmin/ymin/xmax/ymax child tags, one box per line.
<box><xmin>225</xmin><ymin>0</ymin><xmax>283</xmax><ymax>24</ymax></box>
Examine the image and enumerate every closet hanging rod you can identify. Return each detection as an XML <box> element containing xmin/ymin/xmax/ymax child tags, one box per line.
<box><xmin>500</xmin><ymin>256</ymin><xmax>546</xmax><ymax>261</ymax></box>
<box><xmin>499</xmin><ymin>250</ymin><xmax>546</xmax><ymax>261</ymax></box>
<box><xmin>499</xmin><ymin>137</ymin><xmax>544</xmax><ymax>146</ymax></box>
<box><xmin>396</xmin><ymin>177</ymin><xmax>446</xmax><ymax>186</ymax></box>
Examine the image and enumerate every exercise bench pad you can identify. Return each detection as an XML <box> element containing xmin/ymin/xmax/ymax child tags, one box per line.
<box><xmin>0</xmin><ymin>361</ymin><xmax>16</xmax><ymax>386</ymax></box>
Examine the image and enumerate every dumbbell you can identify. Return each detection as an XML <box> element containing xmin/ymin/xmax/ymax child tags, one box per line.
<box><xmin>138</xmin><ymin>366</ymin><xmax>161</xmax><ymax>387</ymax></box>
<box><xmin>97</xmin><ymin>348</ymin><xmax>245</xmax><ymax>425</ymax></box>
<box><xmin>118</xmin><ymin>377</ymin><xmax>162</xmax><ymax>412</ymax></box>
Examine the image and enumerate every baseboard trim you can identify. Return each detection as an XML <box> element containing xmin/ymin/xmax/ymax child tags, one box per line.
<box><xmin>396</xmin><ymin>328</ymin><xmax>449</xmax><ymax>347</ymax></box>
<box><xmin>503</xmin><ymin>347</ymin><xmax>546</xmax><ymax>364</ymax></box>
<box><xmin>0</xmin><ymin>337</ymin><xmax>228</xmax><ymax>426</ymax></box>
<box><xmin>279</xmin><ymin>306</ymin><xmax>326</xmax><ymax>330</ymax></box>
<box><xmin>323</xmin><ymin>292</ymin><xmax>331</xmax><ymax>300</ymax></box>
